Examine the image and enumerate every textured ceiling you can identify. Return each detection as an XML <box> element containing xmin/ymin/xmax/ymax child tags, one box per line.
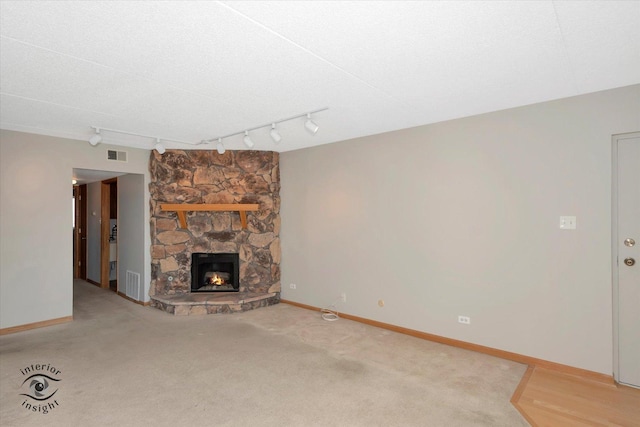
<box><xmin>1</xmin><ymin>1</ymin><xmax>638</xmax><ymax>152</ymax></box>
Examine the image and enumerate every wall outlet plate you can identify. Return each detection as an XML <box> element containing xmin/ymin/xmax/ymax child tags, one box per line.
<box><xmin>559</xmin><ymin>216</ymin><xmax>577</xmax><ymax>230</ymax></box>
<box><xmin>458</xmin><ymin>315</ymin><xmax>471</xmax><ymax>325</ymax></box>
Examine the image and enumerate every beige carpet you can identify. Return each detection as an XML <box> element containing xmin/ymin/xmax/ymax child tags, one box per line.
<box><xmin>0</xmin><ymin>280</ymin><xmax>528</xmax><ymax>426</ymax></box>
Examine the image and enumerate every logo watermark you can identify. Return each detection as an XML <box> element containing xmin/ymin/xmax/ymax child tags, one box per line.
<box><xmin>19</xmin><ymin>363</ymin><xmax>62</xmax><ymax>414</ymax></box>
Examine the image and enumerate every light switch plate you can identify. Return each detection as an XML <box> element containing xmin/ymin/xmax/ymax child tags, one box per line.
<box><xmin>559</xmin><ymin>216</ymin><xmax>577</xmax><ymax>230</ymax></box>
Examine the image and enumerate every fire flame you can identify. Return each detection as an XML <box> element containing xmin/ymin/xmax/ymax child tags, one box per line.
<box><xmin>208</xmin><ymin>274</ymin><xmax>224</xmax><ymax>285</ymax></box>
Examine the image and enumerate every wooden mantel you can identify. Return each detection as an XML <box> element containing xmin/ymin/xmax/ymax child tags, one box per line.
<box><xmin>160</xmin><ymin>203</ymin><xmax>259</xmax><ymax>229</ymax></box>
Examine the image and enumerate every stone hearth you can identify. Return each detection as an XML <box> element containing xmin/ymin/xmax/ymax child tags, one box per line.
<box><xmin>148</xmin><ymin>149</ymin><xmax>281</xmax><ymax>315</ymax></box>
<box><xmin>151</xmin><ymin>292</ymin><xmax>279</xmax><ymax>316</ymax></box>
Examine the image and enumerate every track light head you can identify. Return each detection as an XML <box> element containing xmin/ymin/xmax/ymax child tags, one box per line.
<box><xmin>269</xmin><ymin>123</ymin><xmax>281</xmax><ymax>143</ymax></box>
<box><xmin>154</xmin><ymin>139</ymin><xmax>166</xmax><ymax>154</ymax></box>
<box><xmin>305</xmin><ymin>113</ymin><xmax>319</xmax><ymax>135</ymax></box>
<box><xmin>243</xmin><ymin>131</ymin><xmax>254</xmax><ymax>148</ymax></box>
<box><xmin>89</xmin><ymin>128</ymin><xmax>102</xmax><ymax>146</ymax></box>
<box><xmin>216</xmin><ymin>138</ymin><xmax>225</xmax><ymax>154</ymax></box>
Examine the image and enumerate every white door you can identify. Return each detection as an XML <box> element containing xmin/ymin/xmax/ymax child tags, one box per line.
<box><xmin>613</xmin><ymin>132</ymin><xmax>640</xmax><ymax>388</ymax></box>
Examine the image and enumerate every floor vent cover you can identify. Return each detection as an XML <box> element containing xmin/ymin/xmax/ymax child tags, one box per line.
<box><xmin>126</xmin><ymin>270</ymin><xmax>141</xmax><ymax>300</ymax></box>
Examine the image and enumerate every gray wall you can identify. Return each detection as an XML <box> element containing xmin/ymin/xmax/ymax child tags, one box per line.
<box><xmin>0</xmin><ymin>130</ymin><xmax>151</xmax><ymax>329</ymax></box>
<box><xmin>280</xmin><ymin>85</ymin><xmax>640</xmax><ymax>375</ymax></box>
<box><xmin>117</xmin><ymin>173</ymin><xmax>147</xmax><ymax>301</ymax></box>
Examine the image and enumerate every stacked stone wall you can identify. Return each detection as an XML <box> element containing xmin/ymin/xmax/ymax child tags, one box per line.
<box><xmin>149</xmin><ymin>150</ymin><xmax>280</xmax><ymax>297</ymax></box>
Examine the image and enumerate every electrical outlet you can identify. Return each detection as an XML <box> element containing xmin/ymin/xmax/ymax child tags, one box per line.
<box><xmin>559</xmin><ymin>216</ymin><xmax>577</xmax><ymax>230</ymax></box>
<box><xmin>340</xmin><ymin>292</ymin><xmax>347</xmax><ymax>303</ymax></box>
<box><xmin>289</xmin><ymin>283</ymin><xmax>297</xmax><ymax>289</ymax></box>
<box><xmin>458</xmin><ymin>315</ymin><xmax>471</xmax><ymax>325</ymax></box>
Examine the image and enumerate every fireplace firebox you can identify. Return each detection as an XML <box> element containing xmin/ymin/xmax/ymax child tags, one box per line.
<box><xmin>191</xmin><ymin>253</ymin><xmax>239</xmax><ymax>292</ymax></box>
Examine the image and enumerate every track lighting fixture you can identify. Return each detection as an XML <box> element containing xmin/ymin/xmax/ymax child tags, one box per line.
<box><xmin>89</xmin><ymin>128</ymin><xmax>102</xmax><ymax>146</ymax></box>
<box><xmin>91</xmin><ymin>108</ymin><xmax>327</xmax><ymax>152</ymax></box>
<box><xmin>305</xmin><ymin>113</ymin><xmax>319</xmax><ymax>135</ymax></box>
<box><xmin>216</xmin><ymin>138</ymin><xmax>225</xmax><ymax>154</ymax></box>
<box><xmin>203</xmin><ymin>107</ymin><xmax>327</xmax><ymax>149</ymax></box>
<box><xmin>154</xmin><ymin>138</ymin><xmax>166</xmax><ymax>154</ymax></box>
<box><xmin>269</xmin><ymin>123</ymin><xmax>281</xmax><ymax>143</ymax></box>
<box><xmin>243</xmin><ymin>131</ymin><xmax>254</xmax><ymax>148</ymax></box>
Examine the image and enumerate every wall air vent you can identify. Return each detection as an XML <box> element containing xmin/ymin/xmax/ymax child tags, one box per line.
<box><xmin>107</xmin><ymin>150</ymin><xmax>127</xmax><ymax>162</ymax></box>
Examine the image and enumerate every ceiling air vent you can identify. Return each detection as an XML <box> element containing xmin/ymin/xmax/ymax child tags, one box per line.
<box><xmin>107</xmin><ymin>150</ymin><xmax>127</xmax><ymax>162</ymax></box>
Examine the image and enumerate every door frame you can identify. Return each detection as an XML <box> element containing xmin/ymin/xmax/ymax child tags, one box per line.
<box><xmin>611</xmin><ymin>131</ymin><xmax>640</xmax><ymax>385</ymax></box>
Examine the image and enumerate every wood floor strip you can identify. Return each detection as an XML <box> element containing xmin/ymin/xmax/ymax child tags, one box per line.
<box><xmin>511</xmin><ymin>366</ymin><xmax>539</xmax><ymax>426</ymax></box>
<box><xmin>513</xmin><ymin>367</ymin><xmax>640</xmax><ymax>426</ymax></box>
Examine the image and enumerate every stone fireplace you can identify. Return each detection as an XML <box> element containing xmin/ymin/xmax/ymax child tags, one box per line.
<box><xmin>148</xmin><ymin>149</ymin><xmax>281</xmax><ymax>315</ymax></box>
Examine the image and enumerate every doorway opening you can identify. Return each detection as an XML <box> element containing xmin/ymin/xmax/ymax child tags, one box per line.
<box><xmin>72</xmin><ymin>169</ymin><xmax>125</xmax><ymax>292</ymax></box>
<box><xmin>102</xmin><ymin>178</ymin><xmax>118</xmax><ymax>292</ymax></box>
<box><xmin>73</xmin><ymin>184</ymin><xmax>87</xmax><ymax>280</ymax></box>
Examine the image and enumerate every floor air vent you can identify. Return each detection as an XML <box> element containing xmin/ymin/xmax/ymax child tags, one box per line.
<box><xmin>126</xmin><ymin>270</ymin><xmax>141</xmax><ymax>300</ymax></box>
<box><xmin>107</xmin><ymin>149</ymin><xmax>127</xmax><ymax>162</ymax></box>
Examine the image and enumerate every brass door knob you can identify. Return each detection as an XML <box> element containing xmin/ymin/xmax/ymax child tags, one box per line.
<box><xmin>624</xmin><ymin>258</ymin><xmax>635</xmax><ymax>267</ymax></box>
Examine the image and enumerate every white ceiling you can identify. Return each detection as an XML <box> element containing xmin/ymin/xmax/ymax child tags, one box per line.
<box><xmin>1</xmin><ymin>1</ymin><xmax>638</xmax><ymax>153</ymax></box>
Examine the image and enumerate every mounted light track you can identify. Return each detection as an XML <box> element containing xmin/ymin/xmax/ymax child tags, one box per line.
<box><xmin>204</xmin><ymin>107</ymin><xmax>328</xmax><ymax>148</ymax></box>
<box><xmin>89</xmin><ymin>107</ymin><xmax>327</xmax><ymax>153</ymax></box>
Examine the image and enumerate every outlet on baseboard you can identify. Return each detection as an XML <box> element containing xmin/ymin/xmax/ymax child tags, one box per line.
<box><xmin>289</xmin><ymin>283</ymin><xmax>297</xmax><ymax>289</ymax></box>
<box><xmin>458</xmin><ymin>315</ymin><xmax>471</xmax><ymax>325</ymax></box>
